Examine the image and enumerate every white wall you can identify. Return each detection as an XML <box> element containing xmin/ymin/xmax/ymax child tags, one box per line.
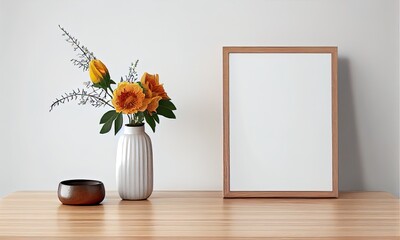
<box><xmin>0</xmin><ymin>0</ymin><xmax>399</xmax><ymax>197</ymax></box>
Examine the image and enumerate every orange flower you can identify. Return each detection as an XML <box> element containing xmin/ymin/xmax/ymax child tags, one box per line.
<box><xmin>112</xmin><ymin>82</ymin><xmax>145</xmax><ymax>114</ymax></box>
<box><xmin>141</xmin><ymin>72</ymin><xmax>169</xmax><ymax>100</ymax></box>
<box><xmin>140</xmin><ymin>72</ymin><xmax>169</xmax><ymax>114</ymax></box>
<box><xmin>146</xmin><ymin>96</ymin><xmax>162</xmax><ymax>113</ymax></box>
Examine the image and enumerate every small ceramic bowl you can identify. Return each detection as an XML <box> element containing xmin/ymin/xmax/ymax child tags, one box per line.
<box><xmin>58</xmin><ymin>179</ymin><xmax>105</xmax><ymax>205</ymax></box>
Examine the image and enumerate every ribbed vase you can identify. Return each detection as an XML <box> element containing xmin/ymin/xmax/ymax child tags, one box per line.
<box><xmin>116</xmin><ymin>125</ymin><xmax>153</xmax><ymax>200</ymax></box>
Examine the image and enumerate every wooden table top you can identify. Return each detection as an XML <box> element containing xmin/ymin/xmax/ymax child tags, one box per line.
<box><xmin>0</xmin><ymin>191</ymin><xmax>399</xmax><ymax>239</ymax></box>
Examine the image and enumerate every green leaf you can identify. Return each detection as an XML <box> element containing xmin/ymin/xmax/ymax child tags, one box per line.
<box><xmin>98</xmin><ymin>79</ymin><xmax>107</xmax><ymax>89</ymax></box>
<box><xmin>92</xmin><ymin>83</ymin><xmax>102</xmax><ymax>88</ymax></box>
<box><xmin>100</xmin><ymin>110</ymin><xmax>116</xmax><ymax>124</ymax></box>
<box><xmin>159</xmin><ymin>99</ymin><xmax>177</xmax><ymax>110</ymax></box>
<box><xmin>152</xmin><ymin>113</ymin><xmax>159</xmax><ymax>123</ymax></box>
<box><xmin>100</xmin><ymin>118</ymin><xmax>114</xmax><ymax>134</ymax></box>
<box><xmin>105</xmin><ymin>72</ymin><xmax>111</xmax><ymax>81</ymax></box>
<box><xmin>157</xmin><ymin>106</ymin><xmax>176</xmax><ymax>119</ymax></box>
<box><xmin>114</xmin><ymin>113</ymin><xmax>123</xmax><ymax>135</ymax></box>
<box><xmin>110</xmin><ymin>79</ymin><xmax>116</xmax><ymax>84</ymax></box>
<box><xmin>102</xmin><ymin>73</ymin><xmax>111</xmax><ymax>87</ymax></box>
<box><xmin>104</xmin><ymin>79</ymin><xmax>110</xmax><ymax>89</ymax></box>
<box><xmin>144</xmin><ymin>112</ymin><xmax>156</xmax><ymax>132</ymax></box>
<box><xmin>100</xmin><ymin>112</ymin><xmax>118</xmax><ymax>134</ymax></box>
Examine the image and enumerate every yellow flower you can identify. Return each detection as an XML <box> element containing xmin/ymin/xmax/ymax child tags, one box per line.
<box><xmin>89</xmin><ymin>59</ymin><xmax>109</xmax><ymax>84</ymax></box>
<box><xmin>112</xmin><ymin>82</ymin><xmax>145</xmax><ymax>114</ymax></box>
<box><xmin>141</xmin><ymin>72</ymin><xmax>169</xmax><ymax>100</ymax></box>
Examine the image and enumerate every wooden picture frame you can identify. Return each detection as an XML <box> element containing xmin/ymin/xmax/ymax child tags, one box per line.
<box><xmin>223</xmin><ymin>47</ymin><xmax>338</xmax><ymax>198</ymax></box>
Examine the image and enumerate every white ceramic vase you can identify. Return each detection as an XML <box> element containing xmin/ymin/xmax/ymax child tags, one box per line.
<box><xmin>116</xmin><ymin>125</ymin><xmax>153</xmax><ymax>200</ymax></box>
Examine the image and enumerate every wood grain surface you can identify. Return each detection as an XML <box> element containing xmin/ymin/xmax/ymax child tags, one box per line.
<box><xmin>0</xmin><ymin>191</ymin><xmax>399</xmax><ymax>239</ymax></box>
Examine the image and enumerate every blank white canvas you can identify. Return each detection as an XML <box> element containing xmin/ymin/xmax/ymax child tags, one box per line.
<box><xmin>229</xmin><ymin>53</ymin><xmax>332</xmax><ymax>191</ymax></box>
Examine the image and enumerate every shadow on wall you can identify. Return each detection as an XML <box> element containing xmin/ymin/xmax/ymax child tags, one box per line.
<box><xmin>338</xmin><ymin>57</ymin><xmax>364</xmax><ymax>191</ymax></box>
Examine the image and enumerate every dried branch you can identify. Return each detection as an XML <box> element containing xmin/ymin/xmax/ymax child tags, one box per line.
<box><xmin>49</xmin><ymin>83</ymin><xmax>113</xmax><ymax>112</ymax></box>
<box><xmin>58</xmin><ymin>25</ymin><xmax>96</xmax><ymax>71</ymax></box>
<box><xmin>125</xmin><ymin>60</ymin><xmax>139</xmax><ymax>82</ymax></box>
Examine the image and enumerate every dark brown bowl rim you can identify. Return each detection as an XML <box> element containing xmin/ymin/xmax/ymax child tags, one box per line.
<box><xmin>59</xmin><ymin>179</ymin><xmax>103</xmax><ymax>186</ymax></box>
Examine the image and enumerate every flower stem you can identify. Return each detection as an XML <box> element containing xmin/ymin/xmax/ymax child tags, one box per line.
<box><xmin>108</xmin><ymin>86</ymin><xmax>114</xmax><ymax>95</ymax></box>
<box><xmin>102</xmin><ymin>86</ymin><xmax>113</xmax><ymax>99</ymax></box>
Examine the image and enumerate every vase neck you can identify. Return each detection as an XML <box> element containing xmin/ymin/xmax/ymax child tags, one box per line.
<box><xmin>124</xmin><ymin>125</ymin><xmax>145</xmax><ymax>134</ymax></box>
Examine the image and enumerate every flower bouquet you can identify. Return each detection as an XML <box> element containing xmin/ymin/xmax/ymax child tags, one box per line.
<box><xmin>50</xmin><ymin>25</ymin><xmax>176</xmax><ymax>134</ymax></box>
